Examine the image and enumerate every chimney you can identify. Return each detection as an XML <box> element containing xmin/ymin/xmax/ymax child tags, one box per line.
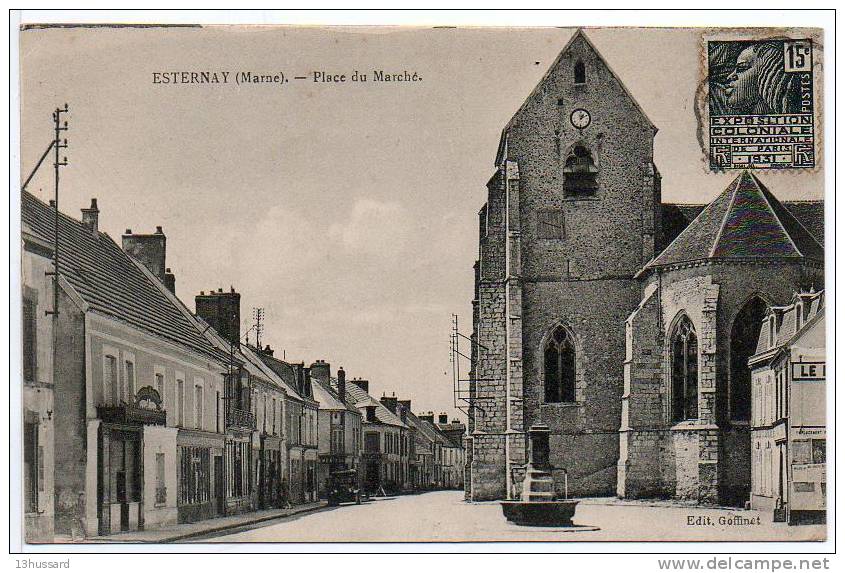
<box><xmin>302</xmin><ymin>367</ymin><xmax>313</xmax><ymax>398</ymax></box>
<box><xmin>262</xmin><ymin>344</ymin><xmax>274</xmax><ymax>357</ymax></box>
<box><xmin>309</xmin><ymin>360</ymin><xmax>330</xmax><ymax>387</ymax></box>
<box><xmin>439</xmin><ymin>413</ymin><xmax>448</xmax><ymax>425</ymax></box>
<box><xmin>337</xmin><ymin>367</ymin><xmax>346</xmax><ymax>402</ymax></box>
<box><xmin>122</xmin><ymin>226</ymin><xmax>167</xmax><ymax>282</ymax></box>
<box><xmin>398</xmin><ymin>403</ymin><xmax>408</xmax><ymax>424</ymax></box>
<box><xmin>195</xmin><ymin>288</ymin><xmax>241</xmax><ymax>346</ymax></box>
<box><xmin>365</xmin><ymin>405</ymin><xmax>377</xmax><ymax>423</ymax></box>
<box><xmin>351</xmin><ymin>378</ymin><xmax>369</xmax><ymax>394</ymax></box>
<box><xmin>164</xmin><ymin>267</ymin><xmax>176</xmax><ymax>294</ymax></box>
<box><xmin>81</xmin><ymin>198</ymin><xmax>99</xmax><ymax>236</ymax></box>
<box><xmin>380</xmin><ymin>395</ymin><xmax>398</xmax><ymax>414</ymax></box>
<box><xmin>419</xmin><ymin>412</ymin><xmax>434</xmax><ymax>424</ymax></box>
<box><xmin>398</xmin><ymin>399</ymin><xmax>411</xmax><ymax>413</ymax></box>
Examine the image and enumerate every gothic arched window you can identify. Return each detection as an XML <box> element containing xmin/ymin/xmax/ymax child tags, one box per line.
<box><xmin>574</xmin><ymin>60</ymin><xmax>586</xmax><ymax>84</ymax></box>
<box><xmin>563</xmin><ymin>145</ymin><xmax>598</xmax><ymax>194</ymax></box>
<box><xmin>730</xmin><ymin>297</ymin><xmax>768</xmax><ymax>422</ymax></box>
<box><xmin>670</xmin><ymin>315</ymin><xmax>698</xmax><ymax>422</ymax></box>
<box><xmin>544</xmin><ymin>326</ymin><xmax>576</xmax><ymax>403</ymax></box>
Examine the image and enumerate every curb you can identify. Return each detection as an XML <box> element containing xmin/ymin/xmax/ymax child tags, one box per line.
<box><xmin>91</xmin><ymin>502</ymin><xmax>328</xmax><ymax>544</ymax></box>
<box><xmin>165</xmin><ymin>503</ymin><xmax>328</xmax><ymax>542</ymax></box>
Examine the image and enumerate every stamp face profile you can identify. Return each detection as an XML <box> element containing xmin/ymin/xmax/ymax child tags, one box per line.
<box><xmin>707</xmin><ymin>39</ymin><xmax>815</xmax><ymax>170</ymax></box>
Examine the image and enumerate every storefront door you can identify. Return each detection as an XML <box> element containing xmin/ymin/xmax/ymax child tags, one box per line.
<box><xmin>214</xmin><ymin>455</ymin><xmax>224</xmax><ymax>515</ymax></box>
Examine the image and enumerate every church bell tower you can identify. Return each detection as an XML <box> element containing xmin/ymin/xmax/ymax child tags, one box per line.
<box><xmin>468</xmin><ymin>30</ymin><xmax>661</xmax><ymax>501</ymax></box>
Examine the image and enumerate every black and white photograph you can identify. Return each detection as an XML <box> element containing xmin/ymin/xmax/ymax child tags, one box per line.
<box><xmin>9</xmin><ymin>9</ymin><xmax>835</xmax><ymax>560</ymax></box>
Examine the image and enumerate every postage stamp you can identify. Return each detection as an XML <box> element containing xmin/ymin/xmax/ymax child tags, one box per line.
<box><xmin>707</xmin><ymin>39</ymin><xmax>815</xmax><ymax>170</ymax></box>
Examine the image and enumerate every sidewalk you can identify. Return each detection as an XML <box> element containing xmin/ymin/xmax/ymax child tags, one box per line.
<box><xmin>70</xmin><ymin>501</ymin><xmax>327</xmax><ymax>544</ymax></box>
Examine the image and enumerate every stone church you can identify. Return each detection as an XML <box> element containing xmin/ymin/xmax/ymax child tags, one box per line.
<box><xmin>466</xmin><ymin>30</ymin><xmax>824</xmax><ymax>505</ymax></box>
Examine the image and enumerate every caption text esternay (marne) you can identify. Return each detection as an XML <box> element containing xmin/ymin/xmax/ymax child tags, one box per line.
<box><xmin>152</xmin><ymin>70</ymin><xmax>423</xmax><ymax>86</ymax></box>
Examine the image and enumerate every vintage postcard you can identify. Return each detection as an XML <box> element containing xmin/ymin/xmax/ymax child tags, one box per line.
<box><xmin>14</xmin><ymin>17</ymin><xmax>830</xmax><ymax>551</ymax></box>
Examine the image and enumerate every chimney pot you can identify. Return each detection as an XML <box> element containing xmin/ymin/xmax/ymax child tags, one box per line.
<box><xmin>164</xmin><ymin>268</ymin><xmax>176</xmax><ymax>294</ymax></box>
<box><xmin>122</xmin><ymin>227</ymin><xmax>166</xmax><ymax>281</ymax></box>
<box><xmin>351</xmin><ymin>378</ymin><xmax>369</xmax><ymax>394</ymax></box>
<box><xmin>155</xmin><ymin>226</ymin><xmax>163</xmax><ymax>234</ymax></box>
<box><xmin>337</xmin><ymin>367</ymin><xmax>346</xmax><ymax>403</ymax></box>
<box><xmin>49</xmin><ymin>199</ymin><xmax>56</xmax><ymax>207</ymax></box>
<box><xmin>195</xmin><ymin>288</ymin><xmax>241</xmax><ymax>347</ymax></box>
<box><xmin>81</xmin><ymin>197</ymin><xmax>100</xmax><ymax>236</ymax></box>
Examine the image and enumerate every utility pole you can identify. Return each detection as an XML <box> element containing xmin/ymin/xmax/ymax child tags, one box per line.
<box><xmin>45</xmin><ymin>104</ymin><xmax>69</xmax><ymax>318</ymax></box>
<box><xmin>253</xmin><ymin>307</ymin><xmax>265</xmax><ymax>350</ymax></box>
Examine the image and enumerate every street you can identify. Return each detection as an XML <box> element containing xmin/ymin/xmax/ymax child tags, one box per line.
<box><xmin>194</xmin><ymin>491</ymin><xmax>825</xmax><ymax>543</ymax></box>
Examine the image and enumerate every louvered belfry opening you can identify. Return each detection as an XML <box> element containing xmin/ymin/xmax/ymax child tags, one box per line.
<box><xmin>563</xmin><ymin>146</ymin><xmax>598</xmax><ymax>194</ymax></box>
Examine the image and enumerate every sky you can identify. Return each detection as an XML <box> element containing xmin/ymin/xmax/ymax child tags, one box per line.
<box><xmin>19</xmin><ymin>26</ymin><xmax>822</xmax><ymax>420</ymax></box>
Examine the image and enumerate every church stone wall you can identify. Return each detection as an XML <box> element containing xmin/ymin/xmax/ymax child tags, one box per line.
<box><xmin>499</xmin><ymin>33</ymin><xmax>660</xmax><ymax>499</ymax></box>
<box><xmin>620</xmin><ymin>262</ymin><xmax>824</xmax><ymax>504</ymax></box>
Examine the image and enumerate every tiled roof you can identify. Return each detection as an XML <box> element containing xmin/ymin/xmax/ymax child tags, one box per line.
<box><xmin>781</xmin><ymin>201</ymin><xmax>825</xmax><ymax>245</ymax></box>
<box><xmin>424</xmin><ymin>420</ymin><xmax>452</xmax><ymax>446</ymax></box>
<box><xmin>403</xmin><ymin>410</ymin><xmax>438</xmax><ymax>442</ymax></box>
<box><xmin>239</xmin><ymin>344</ymin><xmax>299</xmax><ymax>398</ymax></box>
<box><xmin>22</xmin><ymin>191</ymin><xmax>229</xmax><ymax>364</ymax></box>
<box><xmin>312</xmin><ymin>377</ymin><xmax>358</xmax><ymax>412</ymax></box>
<box><xmin>646</xmin><ymin>172</ymin><xmax>824</xmax><ymax>272</ymax></box>
<box><xmin>327</xmin><ymin>379</ymin><xmax>369</xmax><ymax>416</ymax></box>
<box><xmin>255</xmin><ymin>353</ymin><xmax>307</xmax><ymax>402</ymax></box>
<box><xmin>343</xmin><ymin>381</ymin><xmax>406</xmax><ymax>428</ymax></box>
<box><xmin>661</xmin><ymin>200</ymin><xmax>823</xmax><ymax>252</ymax></box>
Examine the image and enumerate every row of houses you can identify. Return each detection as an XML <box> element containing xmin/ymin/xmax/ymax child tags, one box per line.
<box><xmin>21</xmin><ymin>191</ymin><xmax>464</xmax><ymax>542</ymax></box>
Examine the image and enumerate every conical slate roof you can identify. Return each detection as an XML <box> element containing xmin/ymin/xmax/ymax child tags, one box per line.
<box><xmin>644</xmin><ymin>171</ymin><xmax>824</xmax><ymax>272</ymax></box>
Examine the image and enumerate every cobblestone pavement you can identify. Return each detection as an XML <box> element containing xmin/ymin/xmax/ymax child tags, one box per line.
<box><xmin>194</xmin><ymin>491</ymin><xmax>826</xmax><ymax>543</ymax></box>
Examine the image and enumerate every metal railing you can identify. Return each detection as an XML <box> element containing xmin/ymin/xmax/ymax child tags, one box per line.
<box><xmin>226</xmin><ymin>407</ymin><xmax>256</xmax><ymax>430</ymax></box>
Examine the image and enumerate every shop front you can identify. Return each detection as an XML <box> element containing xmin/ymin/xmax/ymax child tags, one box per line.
<box><xmin>96</xmin><ymin>390</ymin><xmax>170</xmax><ymax>535</ymax></box>
<box><xmin>225</xmin><ymin>430</ymin><xmax>255</xmax><ymax>515</ymax></box>
<box><xmin>177</xmin><ymin>429</ymin><xmax>224</xmax><ymax>523</ymax></box>
<box><xmin>258</xmin><ymin>435</ymin><xmax>284</xmax><ymax>509</ymax></box>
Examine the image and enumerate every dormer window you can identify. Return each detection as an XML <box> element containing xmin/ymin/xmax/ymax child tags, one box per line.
<box><xmin>574</xmin><ymin>60</ymin><xmax>586</xmax><ymax>84</ymax></box>
<box><xmin>563</xmin><ymin>146</ymin><xmax>598</xmax><ymax>194</ymax></box>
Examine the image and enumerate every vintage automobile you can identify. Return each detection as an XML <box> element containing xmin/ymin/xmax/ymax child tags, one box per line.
<box><xmin>326</xmin><ymin>469</ymin><xmax>363</xmax><ymax>506</ymax></box>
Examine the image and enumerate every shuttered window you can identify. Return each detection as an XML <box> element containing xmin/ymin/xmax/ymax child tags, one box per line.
<box><xmin>23</xmin><ymin>297</ymin><xmax>37</xmax><ymax>382</ymax></box>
